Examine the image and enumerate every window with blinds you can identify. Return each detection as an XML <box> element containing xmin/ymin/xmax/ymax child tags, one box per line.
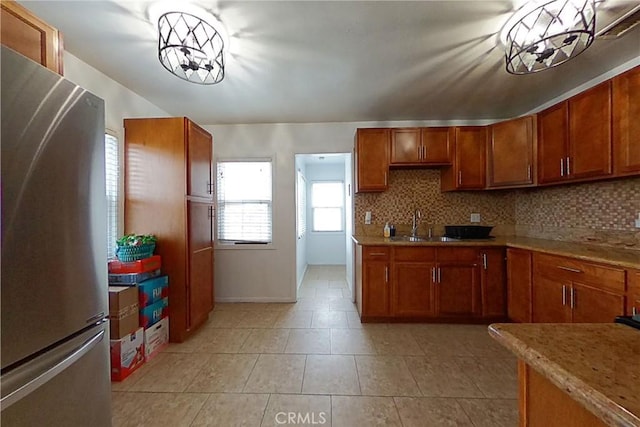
<box><xmin>216</xmin><ymin>160</ymin><xmax>273</xmax><ymax>243</ymax></box>
<box><xmin>312</xmin><ymin>181</ymin><xmax>344</xmax><ymax>232</ymax></box>
<box><xmin>105</xmin><ymin>133</ymin><xmax>120</xmax><ymax>258</ymax></box>
<box><xmin>296</xmin><ymin>170</ymin><xmax>306</xmax><ymax>239</ymax></box>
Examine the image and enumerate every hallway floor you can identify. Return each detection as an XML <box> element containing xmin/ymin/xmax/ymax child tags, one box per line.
<box><xmin>111</xmin><ymin>265</ymin><xmax>518</xmax><ymax>426</ymax></box>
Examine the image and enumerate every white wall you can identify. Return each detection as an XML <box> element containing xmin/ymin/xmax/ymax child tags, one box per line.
<box><xmin>63</xmin><ymin>52</ymin><xmax>170</xmax><ymax>138</ymax></box>
<box><xmin>295</xmin><ymin>157</ymin><xmax>308</xmax><ymax>288</ymax></box>
<box><xmin>205</xmin><ymin>120</ymin><xmax>487</xmax><ymax>302</ymax></box>
<box><xmin>344</xmin><ymin>154</ymin><xmax>354</xmax><ymax>297</ymax></box>
<box><xmin>306</xmin><ymin>163</ymin><xmax>346</xmax><ymax>265</ymax></box>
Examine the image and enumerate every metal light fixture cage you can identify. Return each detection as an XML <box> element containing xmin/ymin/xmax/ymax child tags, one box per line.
<box><xmin>505</xmin><ymin>0</ymin><xmax>596</xmax><ymax>75</ymax></box>
<box><xmin>158</xmin><ymin>11</ymin><xmax>225</xmax><ymax>85</ymax></box>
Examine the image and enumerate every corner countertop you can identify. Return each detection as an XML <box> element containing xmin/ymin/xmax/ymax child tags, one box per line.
<box><xmin>351</xmin><ymin>235</ymin><xmax>640</xmax><ymax>269</ymax></box>
<box><xmin>488</xmin><ymin>323</ymin><xmax>640</xmax><ymax>427</ymax></box>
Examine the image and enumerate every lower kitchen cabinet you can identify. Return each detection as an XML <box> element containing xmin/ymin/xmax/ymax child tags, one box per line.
<box><xmin>507</xmin><ymin>248</ymin><xmax>532</xmax><ymax>322</ymax></box>
<box><xmin>627</xmin><ymin>269</ymin><xmax>640</xmax><ymax>316</ymax></box>
<box><xmin>391</xmin><ymin>247</ymin><xmax>435</xmax><ymax>317</ymax></box>
<box><xmin>434</xmin><ymin>263</ymin><xmax>481</xmax><ymax>317</ymax></box>
<box><xmin>480</xmin><ymin>248</ymin><xmax>506</xmax><ymax>318</ymax></box>
<box><xmin>532</xmin><ymin>253</ymin><xmax>626</xmax><ymax>323</ymax></box>
<box><xmin>360</xmin><ymin>246</ymin><xmax>391</xmax><ymax>317</ymax></box>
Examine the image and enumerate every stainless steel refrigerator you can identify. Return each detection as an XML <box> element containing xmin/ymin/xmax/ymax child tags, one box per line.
<box><xmin>1</xmin><ymin>46</ymin><xmax>112</xmax><ymax>425</ymax></box>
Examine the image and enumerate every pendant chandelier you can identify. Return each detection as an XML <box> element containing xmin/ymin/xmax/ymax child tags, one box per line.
<box><xmin>505</xmin><ymin>0</ymin><xmax>596</xmax><ymax>75</ymax></box>
<box><xmin>158</xmin><ymin>11</ymin><xmax>225</xmax><ymax>85</ymax></box>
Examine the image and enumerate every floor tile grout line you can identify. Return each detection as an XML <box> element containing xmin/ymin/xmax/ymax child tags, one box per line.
<box><xmin>240</xmin><ymin>353</ymin><xmax>262</xmax><ymax>394</ymax></box>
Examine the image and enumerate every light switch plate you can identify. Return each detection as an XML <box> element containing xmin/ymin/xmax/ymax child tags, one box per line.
<box><xmin>470</xmin><ymin>213</ymin><xmax>481</xmax><ymax>223</ymax></box>
<box><xmin>365</xmin><ymin>211</ymin><xmax>372</xmax><ymax>225</ymax></box>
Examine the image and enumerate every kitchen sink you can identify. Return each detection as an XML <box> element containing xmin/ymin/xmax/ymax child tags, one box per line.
<box><xmin>389</xmin><ymin>235</ymin><xmax>460</xmax><ymax>242</ymax></box>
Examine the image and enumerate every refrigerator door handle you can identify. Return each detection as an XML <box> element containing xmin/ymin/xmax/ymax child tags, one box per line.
<box><xmin>1</xmin><ymin>327</ymin><xmax>105</xmax><ymax>411</ymax></box>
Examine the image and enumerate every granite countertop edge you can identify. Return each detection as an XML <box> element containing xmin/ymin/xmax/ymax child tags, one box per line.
<box><xmin>351</xmin><ymin>235</ymin><xmax>640</xmax><ymax>269</ymax></box>
<box><xmin>488</xmin><ymin>324</ymin><xmax>640</xmax><ymax>427</ymax></box>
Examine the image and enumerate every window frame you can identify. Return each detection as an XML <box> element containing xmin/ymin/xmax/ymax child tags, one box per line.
<box><xmin>215</xmin><ymin>157</ymin><xmax>276</xmax><ymax>250</ymax></box>
<box><xmin>310</xmin><ymin>180</ymin><xmax>345</xmax><ymax>233</ymax></box>
<box><xmin>105</xmin><ymin>130</ymin><xmax>123</xmax><ymax>259</ymax></box>
<box><xmin>296</xmin><ymin>169</ymin><xmax>306</xmax><ymax>239</ymax></box>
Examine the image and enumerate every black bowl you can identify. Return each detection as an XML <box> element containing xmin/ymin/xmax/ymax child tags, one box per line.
<box><xmin>444</xmin><ymin>225</ymin><xmax>493</xmax><ymax>239</ymax></box>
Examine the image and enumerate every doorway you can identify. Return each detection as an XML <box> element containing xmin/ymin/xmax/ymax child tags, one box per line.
<box><xmin>295</xmin><ymin>153</ymin><xmax>354</xmax><ymax>300</ymax></box>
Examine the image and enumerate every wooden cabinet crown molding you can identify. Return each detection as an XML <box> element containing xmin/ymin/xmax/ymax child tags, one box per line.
<box><xmin>1</xmin><ymin>0</ymin><xmax>63</xmax><ymax>74</ymax></box>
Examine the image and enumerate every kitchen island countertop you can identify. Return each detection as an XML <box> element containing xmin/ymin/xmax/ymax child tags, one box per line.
<box><xmin>489</xmin><ymin>323</ymin><xmax>640</xmax><ymax>427</ymax></box>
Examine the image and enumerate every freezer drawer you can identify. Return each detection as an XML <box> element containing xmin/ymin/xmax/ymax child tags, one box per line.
<box><xmin>1</xmin><ymin>323</ymin><xmax>111</xmax><ymax>426</ymax></box>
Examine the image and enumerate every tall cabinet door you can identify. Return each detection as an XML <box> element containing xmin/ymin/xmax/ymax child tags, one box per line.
<box><xmin>613</xmin><ymin>66</ymin><xmax>640</xmax><ymax>176</ymax></box>
<box><xmin>355</xmin><ymin>128</ymin><xmax>390</xmax><ymax>193</ymax></box>
<box><xmin>454</xmin><ymin>127</ymin><xmax>486</xmax><ymax>189</ymax></box>
<box><xmin>188</xmin><ymin>201</ymin><xmax>214</xmax><ymax>330</ymax></box>
<box><xmin>537</xmin><ymin>102</ymin><xmax>568</xmax><ymax>184</ymax></box>
<box><xmin>187</xmin><ymin>120</ymin><xmax>213</xmax><ymax>199</ymax></box>
<box><xmin>488</xmin><ymin>116</ymin><xmax>534</xmax><ymax>188</ymax></box>
<box><xmin>568</xmin><ymin>82</ymin><xmax>612</xmax><ymax>179</ymax></box>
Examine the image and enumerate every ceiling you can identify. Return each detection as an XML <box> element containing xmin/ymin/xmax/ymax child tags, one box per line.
<box><xmin>20</xmin><ymin>1</ymin><xmax>640</xmax><ymax>125</ymax></box>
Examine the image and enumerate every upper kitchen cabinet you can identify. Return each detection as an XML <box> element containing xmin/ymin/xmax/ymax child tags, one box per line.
<box><xmin>390</xmin><ymin>127</ymin><xmax>453</xmax><ymax>165</ymax></box>
<box><xmin>0</xmin><ymin>0</ymin><xmax>63</xmax><ymax>74</ymax></box>
<box><xmin>124</xmin><ymin>117</ymin><xmax>214</xmax><ymax>343</ymax></box>
<box><xmin>187</xmin><ymin>120</ymin><xmax>214</xmax><ymax>200</ymax></box>
<box><xmin>488</xmin><ymin>116</ymin><xmax>536</xmax><ymax>188</ymax></box>
<box><xmin>355</xmin><ymin>128</ymin><xmax>390</xmax><ymax>193</ymax></box>
<box><xmin>613</xmin><ymin>65</ymin><xmax>640</xmax><ymax>176</ymax></box>
<box><xmin>537</xmin><ymin>82</ymin><xmax>612</xmax><ymax>184</ymax></box>
<box><xmin>441</xmin><ymin>126</ymin><xmax>487</xmax><ymax>191</ymax></box>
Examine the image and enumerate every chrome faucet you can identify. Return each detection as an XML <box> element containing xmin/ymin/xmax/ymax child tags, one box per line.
<box><xmin>411</xmin><ymin>209</ymin><xmax>421</xmax><ymax>237</ymax></box>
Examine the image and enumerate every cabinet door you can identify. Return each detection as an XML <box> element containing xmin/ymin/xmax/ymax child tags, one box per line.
<box><xmin>488</xmin><ymin>116</ymin><xmax>534</xmax><ymax>188</ymax></box>
<box><xmin>613</xmin><ymin>66</ymin><xmax>640</xmax><ymax>176</ymax></box>
<box><xmin>570</xmin><ymin>283</ymin><xmax>624</xmax><ymax>323</ymax></box>
<box><xmin>532</xmin><ymin>275</ymin><xmax>570</xmax><ymax>323</ymax></box>
<box><xmin>537</xmin><ymin>102</ymin><xmax>568</xmax><ymax>184</ymax></box>
<box><xmin>455</xmin><ymin>127</ymin><xmax>486</xmax><ymax>189</ymax></box>
<box><xmin>0</xmin><ymin>1</ymin><xmax>63</xmax><ymax>74</ymax></box>
<box><xmin>507</xmin><ymin>248</ymin><xmax>532</xmax><ymax>322</ymax></box>
<box><xmin>188</xmin><ymin>202</ymin><xmax>214</xmax><ymax>329</ymax></box>
<box><xmin>355</xmin><ymin>129</ymin><xmax>389</xmax><ymax>193</ymax></box>
<box><xmin>480</xmin><ymin>248</ymin><xmax>506</xmax><ymax>318</ymax></box>
<box><xmin>362</xmin><ymin>260</ymin><xmax>390</xmax><ymax>317</ymax></box>
<box><xmin>434</xmin><ymin>263</ymin><xmax>481</xmax><ymax>317</ymax></box>
<box><xmin>421</xmin><ymin>127</ymin><xmax>453</xmax><ymax>164</ymax></box>
<box><xmin>568</xmin><ymin>82</ymin><xmax>612</xmax><ymax>179</ymax></box>
<box><xmin>187</xmin><ymin>120</ymin><xmax>213</xmax><ymax>199</ymax></box>
<box><xmin>392</xmin><ymin>262</ymin><xmax>435</xmax><ymax>317</ymax></box>
<box><xmin>390</xmin><ymin>128</ymin><xmax>421</xmax><ymax>164</ymax></box>
<box><xmin>627</xmin><ymin>270</ymin><xmax>640</xmax><ymax>316</ymax></box>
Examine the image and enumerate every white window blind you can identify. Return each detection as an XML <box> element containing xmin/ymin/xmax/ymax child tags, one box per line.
<box><xmin>216</xmin><ymin>160</ymin><xmax>272</xmax><ymax>243</ymax></box>
<box><xmin>312</xmin><ymin>181</ymin><xmax>344</xmax><ymax>232</ymax></box>
<box><xmin>105</xmin><ymin>133</ymin><xmax>120</xmax><ymax>258</ymax></box>
<box><xmin>296</xmin><ymin>170</ymin><xmax>306</xmax><ymax>239</ymax></box>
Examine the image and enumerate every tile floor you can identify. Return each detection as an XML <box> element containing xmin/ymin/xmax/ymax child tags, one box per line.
<box><xmin>111</xmin><ymin>265</ymin><xmax>518</xmax><ymax>426</ymax></box>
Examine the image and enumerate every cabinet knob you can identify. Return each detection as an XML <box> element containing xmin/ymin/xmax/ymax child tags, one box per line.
<box><xmin>560</xmin><ymin>158</ymin><xmax>565</xmax><ymax>177</ymax></box>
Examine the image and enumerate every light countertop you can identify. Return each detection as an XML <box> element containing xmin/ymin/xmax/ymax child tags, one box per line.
<box><xmin>488</xmin><ymin>323</ymin><xmax>640</xmax><ymax>427</ymax></box>
<box><xmin>351</xmin><ymin>235</ymin><xmax>640</xmax><ymax>269</ymax></box>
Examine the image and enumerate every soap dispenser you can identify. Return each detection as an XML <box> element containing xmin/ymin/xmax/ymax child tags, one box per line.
<box><xmin>383</xmin><ymin>222</ymin><xmax>391</xmax><ymax>238</ymax></box>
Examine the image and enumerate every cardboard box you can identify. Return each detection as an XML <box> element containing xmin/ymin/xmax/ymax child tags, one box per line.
<box><xmin>108</xmin><ymin>286</ymin><xmax>139</xmax><ymax>339</ymax></box>
<box><xmin>144</xmin><ymin>317</ymin><xmax>169</xmax><ymax>361</ymax></box>
<box><xmin>139</xmin><ymin>297</ymin><xmax>169</xmax><ymax>329</ymax></box>
<box><xmin>110</xmin><ymin>327</ymin><xmax>145</xmax><ymax>381</ymax></box>
<box><xmin>138</xmin><ymin>275</ymin><xmax>169</xmax><ymax>308</ymax></box>
<box><xmin>108</xmin><ymin>255</ymin><xmax>162</xmax><ymax>274</ymax></box>
<box><xmin>108</xmin><ymin>269</ymin><xmax>161</xmax><ymax>285</ymax></box>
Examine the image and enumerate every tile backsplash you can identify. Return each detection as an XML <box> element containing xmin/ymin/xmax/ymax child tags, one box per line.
<box><xmin>354</xmin><ymin>169</ymin><xmax>516</xmax><ymax>235</ymax></box>
<box><xmin>354</xmin><ymin>170</ymin><xmax>640</xmax><ymax>249</ymax></box>
<box><xmin>514</xmin><ymin>177</ymin><xmax>640</xmax><ymax>248</ymax></box>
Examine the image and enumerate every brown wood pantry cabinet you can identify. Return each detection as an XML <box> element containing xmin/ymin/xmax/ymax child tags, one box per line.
<box><xmin>0</xmin><ymin>0</ymin><xmax>63</xmax><ymax>74</ymax></box>
<box><xmin>124</xmin><ymin>117</ymin><xmax>215</xmax><ymax>343</ymax></box>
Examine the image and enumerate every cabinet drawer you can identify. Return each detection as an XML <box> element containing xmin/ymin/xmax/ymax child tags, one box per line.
<box><xmin>363</xmin><ymin>246</ymin><xmax>390</xmax><ymax>261</ymax></box>
<box><xmin>534</xmin><ymin>253</ymin><xmax>625</xmax><ymax>293</ymax></box>
<box><xmin>393</xmin><ymin>247</ymin><xmax>436</xmax><ymax>262</ymax></box>
<box><xmin>437</xmin><ymin>247</ymin><xmax>478</xmax><ymax>262</ymax></box>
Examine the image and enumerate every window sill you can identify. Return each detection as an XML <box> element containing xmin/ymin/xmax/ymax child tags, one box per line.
<box><xmin>215</xmin><ymin>242</ymin><xmax>276</xmax><ymax>251</ymax></box>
